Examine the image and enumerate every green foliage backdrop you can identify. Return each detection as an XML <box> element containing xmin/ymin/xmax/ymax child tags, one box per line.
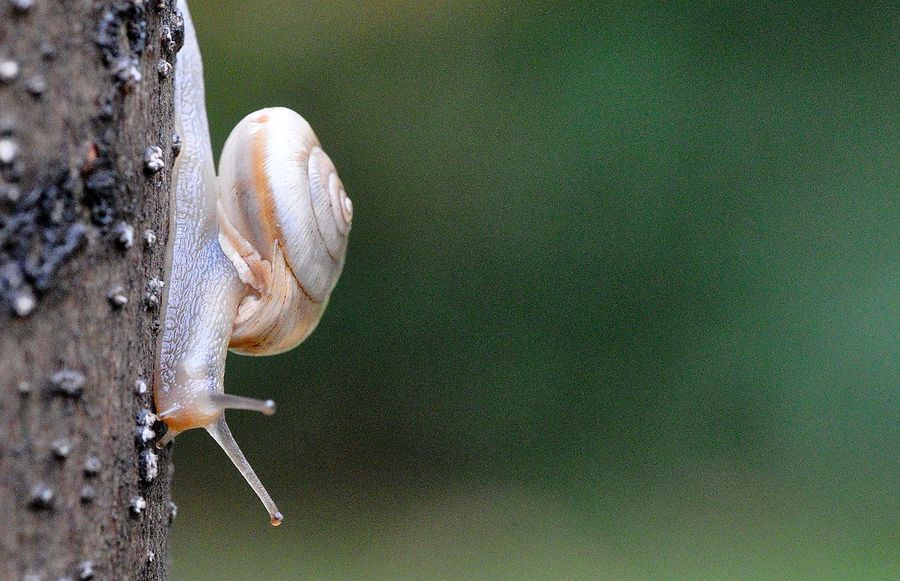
<box><xmin>173</xmin><ymin>1</ymin><xmax>897</xmax><ymax>578</ymax></box>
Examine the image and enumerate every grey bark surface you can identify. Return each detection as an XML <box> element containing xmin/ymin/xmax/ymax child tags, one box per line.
<box><xmin>0</xmin><ymin>1</ymin><xmax>181</xmax><ymax>579</ymax></box>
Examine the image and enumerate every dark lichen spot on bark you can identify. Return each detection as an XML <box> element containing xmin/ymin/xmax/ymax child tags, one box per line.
<box><xmin>97</xmin><ymin>2</ymin><xmax>147</xmax><ymax>69</ymax></box>
<box><xmin>0</xmin><ymin>167</ymin><xmax>89</xmax><ymax>313</ymax></box>
<box><xmin>170</xmin><ymin>11</ymin><xmax>185</xmax><ymax>52</ymax></box>
<box><xmin>88</xmin><ymin>0</ymin><xmax>150</xmax><ymax>227</ymax></box>
<box><xmin>83</xmin><ymin>166</ymin><xmax>118</xmax><ymax>226</ymax></box>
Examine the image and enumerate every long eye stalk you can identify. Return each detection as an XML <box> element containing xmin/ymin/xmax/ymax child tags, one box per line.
<box><xmin>206</xmin><ymin>414</ymin><xmax>283</xmax><ymax>526</ymax></box>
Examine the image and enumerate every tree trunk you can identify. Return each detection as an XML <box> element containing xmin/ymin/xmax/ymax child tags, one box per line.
<box><xmin>0</xmin><ymin>1</ymin><xmax>180</xmax><ymax>579</ymax></box>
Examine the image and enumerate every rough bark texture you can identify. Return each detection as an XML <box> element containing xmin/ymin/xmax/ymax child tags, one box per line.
<box><xmin>0</xmin><ymin>1</ymin><xmax>180</xmax><ymax>579</ymax></box>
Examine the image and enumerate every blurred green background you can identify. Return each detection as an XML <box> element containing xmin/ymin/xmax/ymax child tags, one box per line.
<box><xmin>173</xmin><ymin>1</ymin><xmax>898</xmax><ymax>578</ymax></box>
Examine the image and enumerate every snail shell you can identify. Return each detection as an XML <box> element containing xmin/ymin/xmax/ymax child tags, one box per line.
<box><xmin>217</xmin><ymin>107</ymin><xmax>352</xmax><ymax>355</ymax></box>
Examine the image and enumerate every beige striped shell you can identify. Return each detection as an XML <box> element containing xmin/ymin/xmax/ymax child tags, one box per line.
<box><xmin>217</xmin><ymin>107</ymin><xmax>352</xmax><ymax>355</ymax></box>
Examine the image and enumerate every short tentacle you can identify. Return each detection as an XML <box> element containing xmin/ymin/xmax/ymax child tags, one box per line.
<box><xmin>209</xmin><ymin>392</ymin><xmax>276</xmax><ymax>415</ymax></box>
<box><xmin>155</xmin><ymin>429</ymin><xmax>179</xmax><ymax>449</ymax></box>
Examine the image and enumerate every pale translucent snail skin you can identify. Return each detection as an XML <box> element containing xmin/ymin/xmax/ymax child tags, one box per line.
<box><xmin>155</xmin><ymin>0</ymin><xmax>351</xmax><ymax>527</ymax></box>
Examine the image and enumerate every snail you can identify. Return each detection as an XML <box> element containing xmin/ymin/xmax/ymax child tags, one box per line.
<box><xmin>154</xmin><ymin>0</ymin><xmax>352</xmax><ymax>526</ymax></box>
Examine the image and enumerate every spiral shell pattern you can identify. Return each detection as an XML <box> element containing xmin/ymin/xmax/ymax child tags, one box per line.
<box><xmin>217</xmin><ymin>107</ymin><xmax>351</xmax><ymax>354</ymax></box>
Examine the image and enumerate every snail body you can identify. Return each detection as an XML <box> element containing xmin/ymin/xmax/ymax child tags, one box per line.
<box><xmin>155</xmin><ymin>0</ymin><xmax>351</xmax><ymax>526</ymax></box>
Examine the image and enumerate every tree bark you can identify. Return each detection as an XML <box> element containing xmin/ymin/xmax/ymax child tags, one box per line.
<box><xmin>0</xmin><ymin>1</ymin><xmax>180</xmax><ymax>579</ymax></box>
